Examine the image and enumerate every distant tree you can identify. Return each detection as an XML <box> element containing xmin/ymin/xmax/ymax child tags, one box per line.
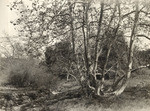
<box><xmin>45</xmin><ymin>40</ymin><xmax>74</xmax><ymax>78</ymax></box>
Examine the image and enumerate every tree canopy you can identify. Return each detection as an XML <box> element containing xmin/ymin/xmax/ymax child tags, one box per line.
<box><xmin>9</xmin><ymin>0</ymin><xmax>150</xmax><ymax>98</ymax></box>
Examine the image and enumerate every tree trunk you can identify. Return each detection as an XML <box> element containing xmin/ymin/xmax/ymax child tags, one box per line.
<box><xmin>69</xmin><ymin>2</ymin><xmax>76</xmax><ymax>55</ymax></box>
<box><xmin>102</xmin><ymin>2</ymin><xmax>140</xmax><ymax>97</ymax></box>
<box><xmin>93</xmin><ymin>2</ymin><xmax>104</xmax><ymax>76</ymax></box>
<box><xmin>92</xmin><ymin>2</ymin><xmax>140</xmax><ymax>97</ymax></box>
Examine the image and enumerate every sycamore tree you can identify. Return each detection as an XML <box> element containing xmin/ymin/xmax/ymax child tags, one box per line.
<box><xmin>10</xmin><ymin>0</ymin><xmax>150</xmax><ymax>98</ymax></box>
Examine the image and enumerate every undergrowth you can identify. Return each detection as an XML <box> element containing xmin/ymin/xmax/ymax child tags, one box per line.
<box><xmin>0</xmin><ymin>57</ymin><xmax>57</xmax><ymax>88</ymax></box>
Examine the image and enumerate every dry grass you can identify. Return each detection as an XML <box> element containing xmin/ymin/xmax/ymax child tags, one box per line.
<box><xmin>52</xmin><ymin>92</ymin><xmax>150</xmax><ymax>111</ymax></box>
<box><xmin>46</xmin><ymin>95</ymin><xmax>150</xmax><ymax>111</ymax></box>
<box><xmin>48</xmin><ymin>69</ymin><xmax>150</xmax><ymax>111</ymax></box>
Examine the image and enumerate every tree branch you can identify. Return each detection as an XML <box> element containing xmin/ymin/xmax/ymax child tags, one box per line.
<box><xmin>122</xmin><ymin>11</ymin><xmax>135</xmax><ymax>18</ymax></box>
<box><xmin>136</xmin><ymin>34</ymin><xmax>150</xmax><ymax>40</ymax></box>
<box><xmin>131</xmin><ymin>64</ymin><xmax>150</xmax><ymax>73</ymax></box>
<box><xmin>138</xmin><ymin>23</ymin><xmax>150</xmax><ymax>27</ymax></box>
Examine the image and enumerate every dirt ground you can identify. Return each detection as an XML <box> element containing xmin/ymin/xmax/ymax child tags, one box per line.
<box><xmin>0</xmin><ymin>69</ymin><xmax>150</xmax><ymax>111</ymax></box>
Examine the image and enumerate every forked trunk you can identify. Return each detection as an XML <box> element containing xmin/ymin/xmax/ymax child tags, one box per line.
<box><xmin>93</xmin><ymin>1</ymin><xmax>139</xmax><ymax>97</ymax></box>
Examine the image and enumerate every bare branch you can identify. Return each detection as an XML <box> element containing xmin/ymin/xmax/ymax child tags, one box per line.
<box><xmin>122</xmin><ymin>11</ymin><xmax>135</xmax><ymax>18</ymax></box>
<box><xmin>131</xmin><ymin>64</ymin><xmax>150</xmax><ymax>72</ymax></box>
<box><xmin>136</xmin><ymin>34</ymin><xmax>150</xmax><ymax>40</ymax></box>
<box><xmin>138</xmin><ymin>23</ymin><xmax>150</xmax><ymax>27</ymax></box>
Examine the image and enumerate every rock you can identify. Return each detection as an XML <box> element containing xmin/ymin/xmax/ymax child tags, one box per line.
<box><xmin>22</xmin><ymin>96</ymin><xmax>31</xmax><ymax>103</ymax></box>
<box><xmin>13</xmin><ymin>106</ymin><xmax>21</xmax><ymax>111</ymax></box>
<box><xmin>3</xmin><ymin>93</ymin><xmax>12</xmax><ymax>101</ymax></box>
<box><xmin>28</xmin><ymin>92</ymin><xmax>38</xmax><ymax>100</ymax></box>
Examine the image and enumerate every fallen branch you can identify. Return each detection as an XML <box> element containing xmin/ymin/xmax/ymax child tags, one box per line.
<box><xmin>131</xmin><ymin>64</ymin><xmax>150</xmax><ymax>73</ymax></box>
<box><xmin>20</xmin><ymin>88</ymin><xmax>83</xmax><ymax>110</ymax></box>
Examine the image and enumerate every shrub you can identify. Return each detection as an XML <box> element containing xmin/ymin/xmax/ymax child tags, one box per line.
<box><xmin>3</xmin><ymin>58</ymin><xmax>55</xmax><ymax>88</ymax></box>
<box><xmin>45</xmin><ymin>41</ymin><xmax>73</xmax><ymax>78</ymax></box>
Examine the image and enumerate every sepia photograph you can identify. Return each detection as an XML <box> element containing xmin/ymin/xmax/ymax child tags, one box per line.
<box><xmin>0</xmin><ymin>0</ymin><xmax>150</xmax><ymax>110</ymax></box>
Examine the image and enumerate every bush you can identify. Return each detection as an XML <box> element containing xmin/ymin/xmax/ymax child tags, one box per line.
<box><xmin>3</xmin><ymin>58</ymin><xmax>55</xmax><ymax>88</ymax></box>
<box><xmin>45</xmin><ymin>41</ymin><xmax>74</xmax><ymax>79</ymax></box>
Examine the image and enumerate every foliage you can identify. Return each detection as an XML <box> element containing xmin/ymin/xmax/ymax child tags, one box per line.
<box><xmin>135</xmin><ymin>49</ymin><xmax>150</xmax><ymax>65</ymax></box>
<box><xmin>45</xmin><ymin>40</ymin><xmax>76</xmax><ymax>79</ymax></box>
<box><xmin>9</xmin><ymin>0</ymin><xmax>150</xmax><ymax>97</ymax></box>
<box><xmin>2</xmin><ymin>58</ymin><xmax>55</xmax><ymax>88</ymax></box>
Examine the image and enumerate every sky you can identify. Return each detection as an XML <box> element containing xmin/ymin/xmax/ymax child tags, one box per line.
<box><xmin>0</xmin><ymin>0</ymin><xmax>17</xmax><ymax>36</ymax></box>
<box><xmin>0</xmin><ymin>0</ymin><xmax>16</xmax><ymax>56</ymax></box>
